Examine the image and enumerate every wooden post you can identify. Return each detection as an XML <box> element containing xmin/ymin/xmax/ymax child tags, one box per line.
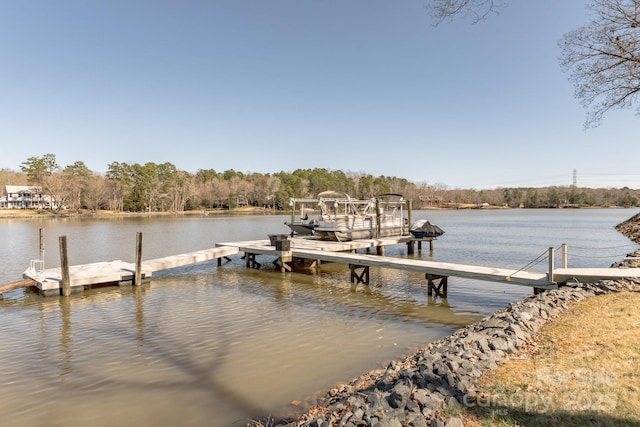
<box><xmin>134</xmin><ymin>232</ymin><xmax>143</xmax><ymax>286</ymax></box>
<box><xmin>59</xmin><ymin>235</ymin><xmax>71</xmax><ymax>297</ymax></box>
<box><xmin>561</xmin><ymin>243</ymin><xmax>568</xmax><ymax>268</ymax></box>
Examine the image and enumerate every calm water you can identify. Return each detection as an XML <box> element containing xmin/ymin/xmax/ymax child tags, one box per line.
<box><xmin>0</xmin><ymin>209</ymin><xmax>638</xmax><ymax>426</ymax></box>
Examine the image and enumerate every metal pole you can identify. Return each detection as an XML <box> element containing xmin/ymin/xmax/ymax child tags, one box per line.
<box><xmin>547</xmin><ymin>247</ymin><xmax>555</xmax><ymax>283</ymax></box>
<box><xmin>39</xmin><ymin>228</ymin><xmax>45</xmax><ymax>270</ymax></box>
<box><xmin>376</xmin><ymin>198</ymin><xmax>381</xmax><ymax>238</ymax></box>
<box><xmin>407</xmin><ymin>200</ymin><xmax>412</xmax><ymax>235</ymax></box>
<box><xmin>290</xmin><ymin>199</ymin><xmax>295</xmax><ymax>227</ymax></box>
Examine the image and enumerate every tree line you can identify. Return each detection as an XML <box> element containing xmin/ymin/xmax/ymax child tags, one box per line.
<box><xmin>1</xmin><ymin>153</ymin><xmax>638</xmax><ymax>213</ymax></box>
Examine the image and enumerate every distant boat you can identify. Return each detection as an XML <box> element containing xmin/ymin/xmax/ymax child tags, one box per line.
<box><xmin>409</xmin><ymin>219</ymin><xmax>445</xmax><ymax>238</ymax></box>
<box><xmin>285</xmin><ymin>197</ymin><xmax>320</xmax><ymax>236</ymax></box>
<box><xmin>286</xmin><ymin>218</ymin><xmax>317</xmax><ymax>236</ymax></box>
<box><xmin>312</xmin><ymin>192</ymin><xmax>410</xmax><ymax>242</ymax></box>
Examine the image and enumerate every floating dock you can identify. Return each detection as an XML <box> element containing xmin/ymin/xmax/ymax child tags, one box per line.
<box><xmin>20</xmin><ymin>246</ymin><xmax>240</xmax><ymax>296</ymax></box>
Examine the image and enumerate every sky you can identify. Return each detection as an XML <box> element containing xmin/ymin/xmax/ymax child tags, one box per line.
<box><xmin>1</xmin><ymin>0</ymin><xmax>638</xmax><ymax>190</ymax></box>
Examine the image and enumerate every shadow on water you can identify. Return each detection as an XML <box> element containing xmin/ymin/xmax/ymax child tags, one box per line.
<box><xmin>232</xmin><ymin>263</ymin><xmax>485</xmax><ymax>328</ymax></box>
<box><xmin>46</xmin><ymin>284</ymin><xmax>272</xmax><ymax>424</ymax></box>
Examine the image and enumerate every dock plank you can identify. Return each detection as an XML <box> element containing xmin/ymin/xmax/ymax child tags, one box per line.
<box><xmin>23</xmin><ymin>246</ymin><xmax>241</xmax><ymax>293</ymax></box>
<box><xmin>553</xmin><ymin>267</ymin><xmax>640</xmax><ymax>283</ymax></box>
<box><xmin>290</xmin><ymin>248</ymin><xmax>554</xmax><ymax>288</ymax></box>
<box><xmin>142</xmin><ymin>246</ymin><xmax>239</xmax><ymax>272</ymax></box>
<box><xmin>27</xmin><ymin>260</ymin><xmax>138</xmax><ymax>292</ymax></box>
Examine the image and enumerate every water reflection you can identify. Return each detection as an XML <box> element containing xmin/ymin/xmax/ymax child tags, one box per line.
<box><xmin>59</xmin><ymin>295</ymin><xmax>72</xmax><ymax>378</ymax></box>
<box><xmin>0</xmin><ymin>209</ymin><xmax>637</xmax><ymax>427</ymax></box>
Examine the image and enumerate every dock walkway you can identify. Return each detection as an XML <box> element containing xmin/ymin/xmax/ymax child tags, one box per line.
<box><xmin>14</xmin><ymin>235</ymin><xmax>640</xmax><ymax>297</ymax></box>
<box><xmin>22</xmin><ymin>246</ymin><xmax>239</xmax><ymax>296</ymax></box>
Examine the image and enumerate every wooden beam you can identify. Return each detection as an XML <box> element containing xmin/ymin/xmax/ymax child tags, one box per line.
<box><xmin>0</xmin><ymin>278</ymin><xmax>37</xmax><ymax>294</ymax></box>
<box><xmin>426</xmin><ymin>273</ymin><xmax>448</xmax><ymax>298</ymax></box>
<box><xmin>134</xmin><ymin>231</ymin><xmax>143</xmax><ymax>286</ymax></box>
<box><xmin>350</xmin><ymin>264</ymin><xmax>370</xmax><ymax>285</ymax></box>
<box><xmin>59</xmin><ymin>235</ymin><xmax>71</xmax><ymax>297</ymax></box>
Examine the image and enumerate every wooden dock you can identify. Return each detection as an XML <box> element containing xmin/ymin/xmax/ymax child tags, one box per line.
<box><xmin>21</xmin><ymin>246</ymin><xmax>239</xmax><ymax>296</ymax></box>
<box><xmin>10</xmin><ymin>235</ymin><xmax>640</xmax><ymax>297</ymax></box>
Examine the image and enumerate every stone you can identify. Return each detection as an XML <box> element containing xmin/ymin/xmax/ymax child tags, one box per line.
<box><xmin>388</xmin><ymin>384</ymin><xmax>411</xmax><ymax>409</ymax></box>
<box><xmin>446</xmin><ymin>396</ymin><xmax>461</xmax><ymax>409</ymax></box>
<box><xmin>444</xmin><ymin>417</ymin><xmax>465</xmax><ymax>427</ymax></box>
<box><xmin>258</xmin><ymin>273</ymin><xmax>640</xmax><ymax>427</ymax></box>
<box><xmin>347</xmin><ymin>395</ymin><xmax>365</xmax><ymax>410</ymax></box>
<box><xmin>489</xmin><ymin>337</ymin><xmax>510</xmax><ymax>352</ymax></box>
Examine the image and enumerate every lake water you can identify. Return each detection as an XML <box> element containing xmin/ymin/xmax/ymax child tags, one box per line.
<box><xmin>0</xmin><ymin>209</ymin><xmax>638</xmax><ymax>426</ymax></box>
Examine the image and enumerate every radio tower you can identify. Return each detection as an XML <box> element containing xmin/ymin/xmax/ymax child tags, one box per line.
<box><xmin>572</xmin><ymin>169</ymin><xmax>577</xmax><ymax>187</ymax></box>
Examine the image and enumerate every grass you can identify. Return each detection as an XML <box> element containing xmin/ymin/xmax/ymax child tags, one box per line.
<box><xmin>460</xmin><ymin>290</ymin><xmax>640</xmax><ymax>427</ymax></box>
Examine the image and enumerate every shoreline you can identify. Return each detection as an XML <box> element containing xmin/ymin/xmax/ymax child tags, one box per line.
<box><xmin>0</xmin><ymin>204</ymin><xmax>629</xmax><ymax>221</ymax></box>
<box><xmin>250</xmin><ymin>211</ymin><xmax>640</xmax><ymax>427</ymax></box>
<box><xmin>0</xmin><ymin>207</ymin><xmax>273</xmax><ymax>220</ymax></box>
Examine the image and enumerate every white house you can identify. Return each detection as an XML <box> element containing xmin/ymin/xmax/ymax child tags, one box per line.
<box><xmin>1</xmin><ymin>185</ymin><xmax>61</xmax><ymax>210</ymax></box>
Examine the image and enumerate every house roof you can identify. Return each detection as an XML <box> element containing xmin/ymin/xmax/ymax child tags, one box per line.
<box><xmin>5</xmin><ymin>185</ymin><xmax>41</xmax><ymax>194</ymax></box>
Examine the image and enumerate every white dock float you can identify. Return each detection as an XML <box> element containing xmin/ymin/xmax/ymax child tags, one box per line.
<box><xmin>23</xmin><ymin>246</ymin><xmax>239</xmax><ymax>295</ymax></box>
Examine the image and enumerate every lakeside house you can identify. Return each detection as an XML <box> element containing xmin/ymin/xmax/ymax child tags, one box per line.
<box><xmin>0</xmin><ymin>185</ymin><xmax>62</xmax><ymax>210</ymax></box>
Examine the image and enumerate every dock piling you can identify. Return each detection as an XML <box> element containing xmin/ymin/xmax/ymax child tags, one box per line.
<box><xmin>350</xmin><ymin>264</ymin><xmax>370</xmax><ymax>285</ymax></box>
<box><xmin>59</xmin><ymin>236</ymin><xmax>71</xmax><ymax>297</ymax></box>
<box><xmin>134</xmin><ymin>232</ymin><xmax>143</xmax><ymax>286</ymax></box>
<box><xmin>426</xmin><ymin>273</ymin><xmax>448</xmax><ymax>298</ymax></box>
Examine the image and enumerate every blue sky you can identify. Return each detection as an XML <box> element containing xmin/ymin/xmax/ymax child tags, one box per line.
<box><xmin>1</xmin><ymin>0</ymin><xmax>638</xmax><ymax>189</ymax></box>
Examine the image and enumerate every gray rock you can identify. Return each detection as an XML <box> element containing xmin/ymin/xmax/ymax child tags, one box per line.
<box><xmin>446</xmin><ymin>396</ymin><xmax>461</xmax><ymax>409</ymax></box>
<box><xmin>337</xmin><ymin>411</ymin><xmax>352</xmax><ymax>427</ymax></box>
<box><xmin>444</xmin><ymin>417</ymin><xmax>465</xmax><ymax>427</ymax></box>
<box><xmin>489</xmin><ymin>337</ymin><xmax>510</xmax><ymax>352</ymax></box>
<box><xmin>406</xmin><ymin>413</ymin><xmax>429</xmax><ymax>427</ymax></box>
<box><xmin>347</xmin><ymin>395</ymin><xmax>365</xmax><ymax>410</ymax></box>
<box><xmin>262</xmin><ymin>277</ymin><xmax>640</xmax><ymax>427</ymax></box>
<box><xmin>388</xmin><ymin>384</ymin><xmax>411</xmax><ymax>409</ymax></box>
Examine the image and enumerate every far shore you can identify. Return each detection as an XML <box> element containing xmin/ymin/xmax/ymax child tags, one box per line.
<box><xmin>0</xmin><ymin>207</ymin><xmax>272</xmax><ymax>220</ymax></box>
<box><xmin>0</xmin><ymin>203</ymin><xmax>629</xmax><ymax>221</ymax></box>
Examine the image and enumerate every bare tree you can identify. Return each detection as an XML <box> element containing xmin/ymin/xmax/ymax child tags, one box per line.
<box><xmin>62</xmin><ymin>161</ymin><xmax>91</xmax><ymax>211</ymax></box>
<box><xmin>560</xmin><ymin>0</ymin><xmax>640</xmax><ymax>127</ymax></box>
<box><xmin>83</xmin><ymin>174</ymin><xmax>110</xmax><ymax>211</ymax></box>
<box><xmin>429</xmin><ymin>0</ymin><xmax>506</xmax><ymax>24</ymax></box>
